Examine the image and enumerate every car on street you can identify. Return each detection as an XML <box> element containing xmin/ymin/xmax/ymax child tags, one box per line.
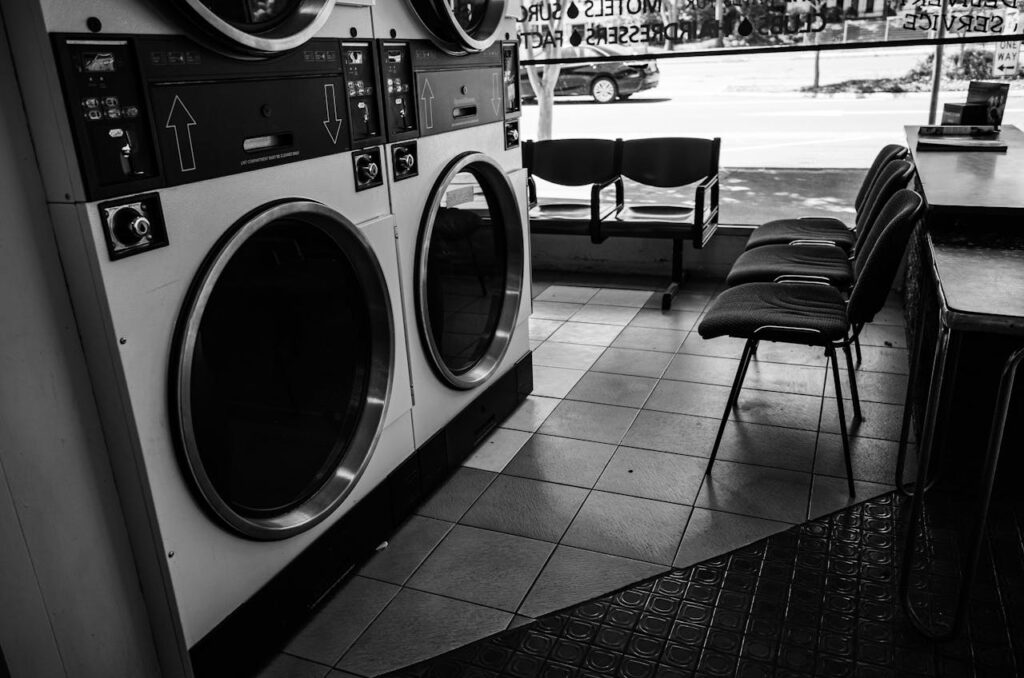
<box><xmin>520</xmin><ymin>45</ymin><xmax>660</xmax><ymax>104</ymax></box>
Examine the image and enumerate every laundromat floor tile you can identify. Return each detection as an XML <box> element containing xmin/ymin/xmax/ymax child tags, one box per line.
<box><xmin>358</xmin><ymin>516</ymin><xmax>454</xmax><ymax>586</ymax></box>
<box><xmin>534</xmin><ymin>285</ymin><xmax>599</xmax><ymax>304</ymax></box>
<box><xmin>253</xmin><ymin>653</ymin><xmax>332</xmax><ymax>678</ymax></box>
<box><xmin>500</xmin><ymin>395</ymin><xmax>561</xmax><ymax>433</ymax></box>
<box><xmin>415</xmin><ymin>468</ymin><xmax>497</xmax><ymax>523</ymax></box>
<box><xmin>459</xmin><ymin>474</ymin><xmax>588</xmax><ymax>543</ymax></box>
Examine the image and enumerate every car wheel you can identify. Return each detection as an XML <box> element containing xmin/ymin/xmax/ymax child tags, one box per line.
<box><xmin>590</xmin><ymin>77</ymin><xmax>617</xmax><ymax>104</ymax></box>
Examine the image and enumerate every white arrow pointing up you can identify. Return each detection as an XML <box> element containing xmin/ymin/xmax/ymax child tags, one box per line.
<box><xmin>165</xmin><ymin>95</ymin><xmax>197</xmax><ymax>173</ymax></box>
<box><xmin>420</xmin><ymin>78</ymin><xmax>435</xmax><ymax>130</ymax></box>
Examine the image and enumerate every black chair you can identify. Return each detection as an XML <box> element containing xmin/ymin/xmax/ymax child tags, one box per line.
<box><xmin>523</xmin><ymin>138</ymin><xmax>622</xmax><ymax>235</ymax></box>
<box><xmin>698</xmin><ymin>189</ymin><xmax>924</xmax><ymax>495</ymax></box>
<box><xmin>725</xmin><ymin>159</ymin><xmax>914</xmax><ymax>288</ymax></box>
<box><xmin>600</xmin><ymin>137</ymin><xmax>721</xmax><ymax>310</ymax></box>
<box><xmin>743</xmin><ymin>144</ymin><xmax>909</xmax><ymax>252</ymax></box>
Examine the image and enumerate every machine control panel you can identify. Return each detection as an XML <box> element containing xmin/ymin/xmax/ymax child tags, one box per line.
<box><xmin>353</xmin><ymin>147</ymin><xmax>384</xmax><ymax>191</ymax></box>
<box><xmin>53</xmin><ymin>35</ymin><xmax>387</xmax><ymax>201</ymax></box>
<box><xmin>391</xmin><ymin>142</ymin><xmax>418</xmax><ymax>181</ymax></box>
<box><xmin>341</xmin><ymin>42</ymin><xmax>384</xmax><ymax>148</ymax></box>
<box><xmin>501</xmin><ymin>42</ymin><xmax>521</xmax><ymax>118</ymax></box>
<box><xmin>380</xmin><ymin>43</ymin><xmax>418</xmax><ymax>142</ymax></box>
<box><xmin>99</xmin><ymin>193</ymin><xmax>168</xmax><ymax>259</ymax></box>
<box><xmin>377</xmin><ymin>41</ymin><xmax>505</xmax><ymax>141</ymax></box>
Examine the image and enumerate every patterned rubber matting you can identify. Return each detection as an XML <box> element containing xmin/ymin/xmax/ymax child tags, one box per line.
<box><xmin>383</xmin><ymin>490</ymin><xmax>1024</xmax><ymax>678</ymax></box>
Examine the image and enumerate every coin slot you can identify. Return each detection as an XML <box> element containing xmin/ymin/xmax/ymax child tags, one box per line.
<box><xmin>453</xmin><ymin>105</ymin><xmax>477</xmax><ymax>119</ymax></box>
<box><xmin>243</xmin><ymin>133</ymin><xmax>293</xmax><ymax>153</ymax></box>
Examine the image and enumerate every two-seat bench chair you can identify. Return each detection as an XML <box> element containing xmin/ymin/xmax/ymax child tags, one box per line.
<box><xmin>524</xmin><ymin>137</ymin><xmax>720</xmax><ymax>310</ymax></box>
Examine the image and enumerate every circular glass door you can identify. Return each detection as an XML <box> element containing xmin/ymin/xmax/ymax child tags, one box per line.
<box><xmin>406</xmin><ymin>0</ymin><xmax>508</xmax><ymax>55</ymax></box>
<box><xmin>416</xmin><ymin>153</ymin><xmax>524</xmax><ymax>390</ymax></box>
<box><xmin>172</xmin><ymin>201</ymin><xmax>393</xmax><ymax>540</ymax></box>
<box><xmin>163</xmin><ymin>0</ymin><xmax>335</xmax><ymax>57</ymax></box>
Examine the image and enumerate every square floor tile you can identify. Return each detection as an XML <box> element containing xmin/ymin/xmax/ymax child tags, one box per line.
<box><xmin>859</xmin><ymin>324</ymin><xmax>908</xmax><ymax>349</ymax></box>
<box><xmin>503</xmin><ymin>395</ymin><xmax>562</xmax><ymax>433</ymax></box>
<box><xmin>532</xmin><ymin>301</ymin><xmax>584</xmax><ymax>321</ymax></box>
<box><xmin>716</xmin><ymin>421</ymin><xmax>818</xmax><ymax>473</ymax></box>
<box><xmin>629</xmin><ymin>309</ymin><xmax>701</xmax><ymax>332</ymax></box>
<box><xmin>742</xmin><ymin>361</ymin><xmax>825</xmax><ymax>397</ymax></box>
<box><xmin>562</xmin><ymin>491</ymin><xmax>691</xmax><ymax>565</ymax></box>
<box><xmin>283</xmin><ymin>576</ymin><xmax>400</xmax><ymax>666</ymax></box>
<box><xmin>253</xmin><ymin>654</ymin><xmax>330</xmax><ymax>678</ymax></box>
<box><xmin>591</xmin><ymin>347</ymin><xmax>673</xmax><ymax>379</ymax></box>
<box><xmin>807</xmin><ymin>475</ymin><xmax>893</xmax><ymax>520</ymax></box>
<box><xmin>820</xmin><ymin>399</ymin><xmax>903</xmax><ymax>441</ymax></box>
<box><xmin>536</xmin><ymin>285</ymin><xmax>599</xmax><ymax>304</ymax></box>
<box><xmin>751</xmin><ymin>342</ymin><xmax>828</xmax><ymax>367</ymax></box>
<box><xmin>463</xmin><ymin>428</ymin><xmax>533</xmax><ymax>472</ymax></box>
<box><xmin>858</xmin><ymin>346</ymin><xmax>909</xmax><ymax>375</ymax></box>
<box><xmin>620</xmin><ymin>410</ymin><xmax>718</xmax><ymax>458</ymax></box>
<box><xmin>529</xmin><ymin>340</ymin><xmax>542</xmax><ymax>351</ymax></box>
<box><xmin>532</xmin><ymin>342</ymin><xmax>606</xmax><ymax>370</ymax></box>
<box><xmin>571</xmin><ymin>303</ymin><xmax>641</xmax><ymax>326</ymax></box>
<box><xmin>548</xmin><ymin>321</ymin><xmax>624</xmax><ymax>347</ymax></box>
<box><xmin>532</xmin><ymin>365</ymin><xmax>587</xmax><ymax>398</ymax></box>
<box><xmin>595</xmin><ymin>447</ymin><xmax>707</xmax><ymax>505</ymax></box>
<box><xmin>359</xmin><ymin>516</ymin><xmax>454</xmax><ymax>586</ymax></box>
<box><xmin>663</xmin><ymin>353</ymin><xmax>740</xmax><ymax>387</ymax></box>
<box><xmin>872</xmin><ymin>305</ymin><xmax>906</xmax><ymax>326</ymax></box>
<box><xmin>337</xmin><ymin>589</ymin><xmax>510</xmax><ymax>676</ymax></box>
<box><xmin>828</xmin><ymin>368</ymin><xmax>909</xmax><ymax>406</ymax></box>
<box><xmin>592</xmin><ymin>288</ymin><xmax>654</xmax><ymax>307</ymax></box>
<box><xmin>417</xmin><ymin>468</ymin><xmax>496</xmax><ymax>522</ymax></box>
<box><xmin>566</xmin><ymin>371</ymin><xmax>658</xmax><ymax>408</ymax></box>
<box><xmin>696</xmin><ymin>460</ymin><xmax>812</xmax><ymax>524</ymax></box>
<box><xmin>503</xmin><ymin>433</ymin><xmax>617</xmax><ymax>488</ymax></box>
<box><xmin>612</xmin><ymin>326</ymin><xmax>687</xmax><ymax>353</ymax></box>
<box><xmin>679</xmin><ymin>333</ymin><xmax>747</xmax><ymax>358</ymax></box>
<box><xmin>460</xmin><ymin>474</ymin><xmax>589</xmax><ymax>542</ymax></box>
<box><xmin>673</xmin><ymin>508</ymin><xmax>790</xmax><ymax>569</ymax></box>
<box><xmin>532</xmin><ymin>281</ymin><xmax>550</xmax><ymax>300</ymax></box>
<box><xmin>529</xmin><ymin>318</ymin><xmax>563</xmax><ymax>342</ymax></box>
<box><xmin>648</xmin><ymin>291</ymin><xmax>711</xmax><ymax>312</ymax></box>
<box><xmin>645</xmin><ymin>380</ymin><xmax>730</xmax><ymax>420</ymax></box>
<box><xmin>539</xmin><ymin>400</ymin><xmax>639</xmax><ymax>445</ymax></box>
<box><xmin>518</xmin><ymin>546</ymin><xmax>666</xmax><ymax>618</ymax></box>
<box><xmin>406</xmin><ymin>525</ymin><xmax>554</xmax><ymax>612</ymax></box>
<box><xmin>733</xmin><ymin>389</ymin><xmax>823</xmax><ymax>431</ymax></box>
<box><xmin>814</xmin><ymin>433</ymin><xmax>912</xmax><ymax>486</ymax></box>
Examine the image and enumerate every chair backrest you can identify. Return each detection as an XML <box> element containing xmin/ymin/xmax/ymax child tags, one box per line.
<box><xmin>847</xmin><ymin>189</ymin><xmax>924</xmax><ymax>325</ymax></box>
<box><xmin>523</xmin><ymin>139</ymin><xmax>620</xmax><ymax>186</ymax></box>
<box><xmin>854</xmin><ymin>144</ymin><xmax>908</xmax><ymax>213</ymax></box>
<box><xmin>852</xmin><ymin>159</ymin><xmax>914</xmax><ymax>252</ymax></box>
<box><xmin>619</xmin><ymin>137</ymin><xmax>720</xmax><ymax>188</ymax></box>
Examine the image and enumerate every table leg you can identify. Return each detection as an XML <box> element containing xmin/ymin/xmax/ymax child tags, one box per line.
<box><xmin>899</xmin><ymin>342</ymin><xmax>1024</xmax><ymax>640</ymax></box>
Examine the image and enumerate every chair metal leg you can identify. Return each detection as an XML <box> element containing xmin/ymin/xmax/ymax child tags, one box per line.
<box><xmin>706</xmin><ymin>337</ymin><xmax>756</xmax><ymax>476</ymax></box>
<box><xmin>842</xmin><ymin>343</ymin><xmax>862</xmax><ymax>422</ymax></box>
<box><xmin>733</xmin><ymin>347</ymin><xmax>755</xmax><ymax>412</ymax></box>
<box><xmin>854</xmin><ymin>326</ymin><xmax>863</xmax><ymax>367</ymax></box>
<box><xmin>828</xmin><ymin>346</ymin><xmax>856</xmax><ymax>496</ymax></box>
<box><xmin>662</xmin><ymin>238</ymin><xmax>685</xmax><ymax>311</ymax></box>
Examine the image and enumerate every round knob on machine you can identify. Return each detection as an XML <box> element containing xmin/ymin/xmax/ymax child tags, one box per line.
<box><xmin>356</xmin><ymin>155</ymin><xmax>380</xmax><ymax>185</ymax></box>
<box><xmin>395</xmin><ymin>150</ymin><xmax>415</xmax><ymax>173</ymax></box>
<box><xmin>506</xmin><ymin>127</ymin><xmax>520</xmax><ymax>143</ymax></box>
<box><xmin>113</xmin><ymin>208</ymin><xmax>151</xmax><ymax>245</ymax></box>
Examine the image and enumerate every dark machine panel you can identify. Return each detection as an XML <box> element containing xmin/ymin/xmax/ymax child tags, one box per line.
<box><xmin>53</xmin><ymin>35</ymin><xmax>386</xmax><ymax>201</ymax></box>
<box><xmin>501</xmin><ymin>42</ymin><xmax>521</xmax><ymax>119</ymax></box>
<box><xmin>381</xmin><ymin>42</ymin><xmax>418</xmax><ymax>142</ymax></box>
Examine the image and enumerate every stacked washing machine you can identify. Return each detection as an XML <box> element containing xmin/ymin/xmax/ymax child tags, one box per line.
<box><xmin>371</xmin><ymin>0</ymin><xmax>534</xmax><ymax>459</ymax></box>
<box><xmin>0</xmin><ymin>1</ymin><xmax>420</xmax><ymax>676</ymax></box>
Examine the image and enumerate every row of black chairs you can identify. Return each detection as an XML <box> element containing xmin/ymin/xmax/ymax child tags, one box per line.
<box><xmin>697</xmin><ymin>145</ymin><xmax>922</xmax><ymax>496</ymax></box>
<box><xmin>524</xmin><ymin>137</ymin><xmax>720</xmax><ymax>310</ymax></box>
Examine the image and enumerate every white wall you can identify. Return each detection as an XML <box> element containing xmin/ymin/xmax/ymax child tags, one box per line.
<box><xmin>0</xmin><ymin>10</ymin><xmax>162</xmax><ymax>678</ymax></box>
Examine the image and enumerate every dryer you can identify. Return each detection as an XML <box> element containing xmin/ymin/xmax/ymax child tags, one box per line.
<box><xmin>1</xmin><ymin>2</ymin><xmax>416</xmax><ymax>676</ymax></box>
<box><xmin>372</xmin><ymin>17</ymin><xmax>534</xmax><ymax>455</ymax></box>
<box><xmin>373</xmin><ymin>0</ymin><xmax>520</xmax><ymax>55</ymax></box>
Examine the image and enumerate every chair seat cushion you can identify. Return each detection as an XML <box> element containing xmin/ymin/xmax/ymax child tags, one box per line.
<box><xmin>616</xmin><ymin>203</ymin><xmax>695</xmax><ymax>224</ymax></box>
<box><xmin>726</xmin><ymin>244</ymin><xmax>853</xmax><ymax>288</ymax></box>
<box><xmin>699</xmin><ymin>283</ymin><xmax>849</xmax><ymax>343</ymax></box>
<box><xmin>744</xmin><ymin>218</ymin><xmax>856</xmax><ymax>251</ymax></box>
<box><xmin>530</xmin><ymin>199</ymin><xmax>591</xmax><ymax>220</ymax></box>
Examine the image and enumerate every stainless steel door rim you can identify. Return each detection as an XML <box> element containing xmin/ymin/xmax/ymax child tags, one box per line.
<box><xmin>406</xmin><ymin>0</ymin><xmax>508</xmax><ymax>55</ymax></box>
<box><xmin>172</xmin><ymin>200</ymin><xmax>394</xmax><ymax>540</ymax></box>
<box><xmin>162</xmin><ymin>0</ymin><xmax>335</xmax><ymax>57</ymax></box>
<box><xmin>416</xmin><ymin>152</ymin><xmax>524</xmax><ymax>390</ymax></box>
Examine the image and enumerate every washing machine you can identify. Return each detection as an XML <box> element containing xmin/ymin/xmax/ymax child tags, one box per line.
<box><xmin>370</xmin><ymin>3</ymin><xmax>533</xmax><ymax>454</ymax></box>
<box><xmin>1</xmin><ymin>2</ymin><xmax>416</xmax><ymax>676</ymax></box>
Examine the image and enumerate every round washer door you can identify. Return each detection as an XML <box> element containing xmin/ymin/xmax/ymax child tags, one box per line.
<box><xmin>416</xmin><ymin>152</ymin><xmax>524</xmax><ymax>390</ymax></box>
<box><xmin>160</xmin><ymin>0</ymin><xmax>335</xmax><ymax>58</ymax></box>
<box><xmin>172</xmin><ymin>200</ymin><xmax>393</xmax><ymax>540</ymax></box>
<box><xmin>406</xmin><ymin>0</ymin><xmax>508</xmax><ymax>55</ymax></box>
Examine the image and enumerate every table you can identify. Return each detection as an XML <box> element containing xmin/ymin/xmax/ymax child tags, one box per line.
<box><xmin>897</xmin><ymin>125</ymin><xmax>1024</xmax><ymax>639</ymax></box>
